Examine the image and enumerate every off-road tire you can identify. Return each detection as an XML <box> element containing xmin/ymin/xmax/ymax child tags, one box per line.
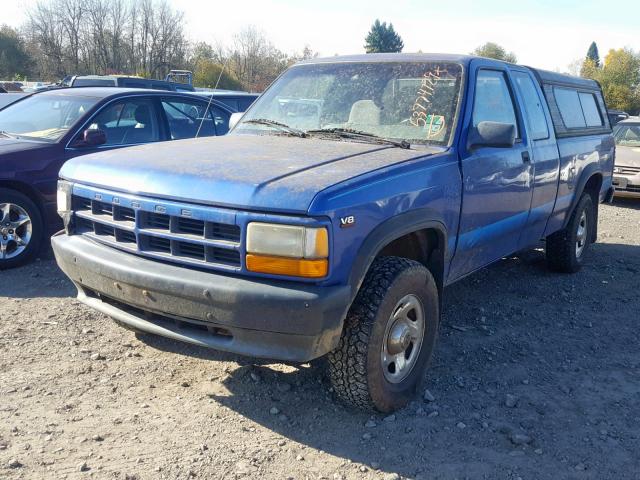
<box><xmin>327</xmin><ymin>256</ymin><xmax>439</xmax><ymax>412</ymax></box>
<box><xmin>546</xmin><ymin>193</ymin><xmax>594</xmax><ymax>273</ymax></box>
<box><xmin>0</xmin><ymin>188</ymin><xmax>44</xmax><ymax>270</ymax></box>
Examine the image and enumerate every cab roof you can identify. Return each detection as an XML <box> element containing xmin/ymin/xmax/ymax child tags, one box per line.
<box><xmin>297</xmin><ymin>53</ymin><xmax>476</xmax><ymax>66</ymax></box>
<box><xmin>297</xmin><ymin>53</ymin><xmax>598</xmax><ymax>90</ymax></box>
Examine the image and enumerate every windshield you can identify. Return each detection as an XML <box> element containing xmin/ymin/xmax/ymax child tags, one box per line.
<box><xmin>235</xmin><ymin>61</ymin><xmax>463</xmax><ymax>145</ymax></box>
<box><xmin>613</xmin><ymin>124</ymin><xmax>640</xmax><ymax>147</ymax></box>
<box><xmin>0</xmin><ymin>94</ymin><xmax>98</xmax><ymax>142</ymax></box>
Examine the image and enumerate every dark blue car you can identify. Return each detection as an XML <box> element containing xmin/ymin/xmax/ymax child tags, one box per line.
<box><xmin>0</xmin><ymin>87</ymin><xmax>239</xmax><ymax>268</ymax></box>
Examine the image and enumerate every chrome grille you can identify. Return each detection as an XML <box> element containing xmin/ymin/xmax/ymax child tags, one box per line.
<box><xmin>72</xmin><ymin>191</ymin><xmax>241</xmax><ymax>271</ymax></box>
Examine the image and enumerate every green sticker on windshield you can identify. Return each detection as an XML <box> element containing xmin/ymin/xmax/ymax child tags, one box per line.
<box><xmin>409</xmin><ymin>67</ymin><xmax>450</xmax><ymax>138</ymax></box>
<box><xmin>425</xmin><ymin>114</ymin><xmax>445</xmax><ymax>137</ymax></box>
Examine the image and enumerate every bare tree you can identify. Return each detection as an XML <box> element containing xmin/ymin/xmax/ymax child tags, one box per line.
<box><xmin>23</xmin><ymin>0</ymin><xmax>190</xmax><ymax>79</ymax></box>
<box><xmin>228</xmin><ymin>26</ymin><xmax>289</xmax><ymax>91</ymax></box>
<box><xmin>25</xmin><ymin>1</ymin><xmax>66</xmax><ymax>77</ymax></box>
<box><xmin>58</xmin><ymin>0</ymin><xmax>84</xmax><ymax>72</ymax></box>
<box><xmin>21</xmin><ymin>3</ymin><xmax>310</xmax><ymax>91</ymax></box>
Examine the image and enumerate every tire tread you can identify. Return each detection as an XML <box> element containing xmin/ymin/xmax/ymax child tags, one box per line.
<box><xmin>546</xmin><ymin>193</ymin><xmax>593</xmax><ymax>273</ymax></box>
<box><xmin>327</xmin><ymin>256</ymin><xmax>427</xmax><ymax>411</ymax></box>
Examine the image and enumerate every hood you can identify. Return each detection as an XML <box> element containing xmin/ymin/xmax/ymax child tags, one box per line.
<box><xmin>0</xmin><ymin>138</ymin><xmax>53</xmax><ymax>155</ymax></box>
<box><xmin>60</xmin><ymin>134</ymin><xmax>442</xmax><ymax>213</ymax></box>
<box><xmin>616</xmin><ymin>145</ymin><xmax>640</xmax><ymax>168</ymax></box>
<box><xmin>0</xmin><ymin>138</ymin><xmax>59</xmax><ymax>177</ymax></box>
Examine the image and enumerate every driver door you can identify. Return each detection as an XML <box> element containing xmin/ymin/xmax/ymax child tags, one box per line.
<box><xmin>69</xmin><ymin>97</ymin><xmax>162</xmax><ymax>151</ymax></box>
<box><xmin>449</xmin><ymin>62</ymin><xmax>534</xmax><ymax>280</ymax></box>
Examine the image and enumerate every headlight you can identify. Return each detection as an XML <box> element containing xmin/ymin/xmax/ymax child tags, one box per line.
<box><xmin>246</xmin><ymin>222</ymin><xmax>328</xmax><ymax>278</ymax></box>
<box><xmin>57</xmin><ymin>180</ymin><xmax>74</xmax><ymax>228</ymax></box>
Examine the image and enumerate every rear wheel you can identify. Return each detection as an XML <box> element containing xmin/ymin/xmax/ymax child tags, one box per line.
<box><xmin>327</xmin><ymin>257</ymin><xmax>439</xmax><ymax>412</ymax></box>
<box><xmin>546</xmin><ymin>193</ymin><xmax>594</xmax><ymax>273</ymax></box>
<box><xmin>0</xmin><ymin>188</ymin><xmax>43</xmax><ymax>269</ymax></box>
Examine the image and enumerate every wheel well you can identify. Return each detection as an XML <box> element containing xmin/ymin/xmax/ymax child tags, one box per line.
<box><xmin>0</xmin><ymin>180</ymin><xmax>45</xmax><ymax>212</ymax></box>
<box><xmin>582</xmin><ymin>173</ymin><xmax>602</xmax><ymax>242</ymax></box>
<box><xmin>376</xmin><ymin>228</ymin><xmax>445</xmax><ymax>295</ymax></box>
<box><xmin>583</xmin><ymin>173</ymin><xmax>602</xmax><ymax>205</ymax></box>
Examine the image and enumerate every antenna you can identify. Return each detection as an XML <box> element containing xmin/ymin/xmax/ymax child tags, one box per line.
<box><xmin>195</xmin><ymin>61</ymin><xmax>227</xmax><ymax>138</ymax></box>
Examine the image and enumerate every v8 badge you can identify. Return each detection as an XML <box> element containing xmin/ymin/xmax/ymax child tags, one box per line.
<box><xmin>340</xmin><ymin>215</ymin><xmax>356</xmax><ymax>228</ymax></box>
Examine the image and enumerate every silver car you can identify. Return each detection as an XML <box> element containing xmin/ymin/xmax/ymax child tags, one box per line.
<box><xmin>612</xmin><ymin>118</ymin><xmax>640</xmax><ymax>198</ymax></box>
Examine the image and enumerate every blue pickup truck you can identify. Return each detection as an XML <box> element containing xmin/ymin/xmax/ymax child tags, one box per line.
<box><xmin>52</xmin><ymin>54</ymin><xmax>614</xmax><ymax>411</ymax></box>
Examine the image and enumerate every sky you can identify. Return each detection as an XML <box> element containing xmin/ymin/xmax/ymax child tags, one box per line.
<box><xmin>4</xmin><ymin>0</ymin><xmax>639</xmax><ymax>72</ymax></box>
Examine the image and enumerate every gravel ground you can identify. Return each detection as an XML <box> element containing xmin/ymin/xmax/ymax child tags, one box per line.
<box><xmin>1</xmin><ymin>199</ymin><xmax>639</xmax><ymax>480</ymax></box>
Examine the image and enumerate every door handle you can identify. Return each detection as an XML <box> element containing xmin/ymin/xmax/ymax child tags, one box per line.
<box><xmin>521</xmin><ymin>151</ymin><xmax>531</xmax><ymax>163</ymax></box>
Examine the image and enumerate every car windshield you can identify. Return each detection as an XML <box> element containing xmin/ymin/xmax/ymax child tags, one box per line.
<box><xmin>613</xmin><ymin>124</ymin><xmax>640</xmax><ymax>147</ymax></box>
<box><xmin>0</xmin><ymin>94</ymin><xmax>98</xmax><ymax>142</ymax></box>
<box><xmin>235</xmin><ymin>61</ymin><xmax>463</xmax><ymax>146</ymax></box>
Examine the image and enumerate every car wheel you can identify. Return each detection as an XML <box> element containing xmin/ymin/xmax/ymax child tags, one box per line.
<box><xmin>327</xmin><ymin>256</ymin><xmax>439</xmax><ymax>412</ymax></box>
<box><xmin>545</xmin><ymin>193</ymin><xmax>594</xmax><ymax>273</ymax></box>
<box><xmin>0</xmin><ymin>188</ymin><xmax>44</xmax><ymax>269</ymax></box>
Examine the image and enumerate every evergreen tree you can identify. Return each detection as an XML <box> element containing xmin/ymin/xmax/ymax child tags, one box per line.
<box><xmin>0</xmin><ymin>25</ymin><xmax>32</xmax><ymax>79</ymax></box>
<box><xmin>586</xmin><ymin>42</ymin><xmax>601</xmax><ymax>68</ymax></box>
<box><xmin>364</xmin><ymin>20</ymin><xmax>404</xmax><ymax>54</ymax></box>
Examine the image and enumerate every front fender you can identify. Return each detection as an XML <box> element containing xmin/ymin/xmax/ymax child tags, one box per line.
<box><xmin>348</xmin><ymin>210</ymin><xmax>448</xmax><ymax>300</ymax></box>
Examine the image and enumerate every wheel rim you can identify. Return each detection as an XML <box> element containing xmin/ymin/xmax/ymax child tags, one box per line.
<box><xmin>381</xmin><ymin>294</ymin><xmax>425</xmax><ymax>384</ymax></box>
<box><xmin>0</xmin><ymin>203</ymin><xmax>32</xmax><ymax>260</ymax></box>
<box><xmin>575</xmin><ymin>210</ymin><xmax>588</xmax><ymax>259</ymax></box>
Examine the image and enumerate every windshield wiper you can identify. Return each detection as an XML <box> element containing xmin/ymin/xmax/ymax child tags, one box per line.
<box><xmin>305</xmin><ymin>127</ymin><xmax>410</xmax><ymax>149</ymax></box>
<box><xmin>241</xmin><ymin>118</ymin><xmax>306</xmax><ymax>138</ymax></box>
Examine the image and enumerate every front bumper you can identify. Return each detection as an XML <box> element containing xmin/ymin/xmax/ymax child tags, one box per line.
<box><xmin>613</xmin><ymin>174</ymin><xmax>640</xmax><ymax>198</ymax></box>
<box><xmin>52</xmin><ymin>233</ymin><xmax>350</xmax><ymax>362</ymax></box>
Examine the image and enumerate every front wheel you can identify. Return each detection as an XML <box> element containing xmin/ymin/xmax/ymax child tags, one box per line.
<box><xmin>0</xmin><ymin>188</ymin><xmax>44</xmax><ymax>269</ymax></box>
<box><xmin>545</xmin><ymin>193</ymin><xmax>595</xmax><ymax>273</ymax></box>
<box><xmin>327</xmin><ymin>257</ymin><xmax>439</xmax><ymax>412</ymax></box>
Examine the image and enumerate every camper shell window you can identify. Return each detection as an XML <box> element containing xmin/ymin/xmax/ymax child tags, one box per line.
<box><xmin>529</xmin><ymin>68</ymin><xmax>610</xmax><ymax>138</ymax></box>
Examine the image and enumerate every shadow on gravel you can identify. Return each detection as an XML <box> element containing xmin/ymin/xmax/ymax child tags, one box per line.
<box><xmin>135</xmin><ymin>332</ymin><xmax>248</xmax><ymax>364</ymax></box>
<box><xmin>611</xmin><ymin>197</ymin><xmax>640</xmax><ymax>211</ymax></box>
<box><xmin>0</xmin><ymin>249</ymin><xmax>75</xmax><ymax>299</ymax></box>
<box><xmin>132</xmin><ymin>242</ymin><xmax>640</xmax><ymax>478</ymax></box>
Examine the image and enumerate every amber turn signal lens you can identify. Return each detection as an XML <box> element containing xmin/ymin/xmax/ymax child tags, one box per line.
<box><xmin>246</xmin><ymin>254</ymin><xmax>328</xmax><ymax>278</ymax></box>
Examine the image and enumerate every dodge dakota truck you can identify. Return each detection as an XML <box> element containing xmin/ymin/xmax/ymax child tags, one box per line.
<box><xmin>52</xmin><ymin>54</ymin><xmax>615</xmax><ymax>412</ymax></box>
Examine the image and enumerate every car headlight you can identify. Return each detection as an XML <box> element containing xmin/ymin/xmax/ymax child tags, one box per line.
<box><xmin>245</xmin><ymin>222</ymin><xmax>328</xmax><ymax>278</ymax></box>
<box><xmin>57</xmin><ymin>180</ymin><xmax>74</xmax><ymax>228</ymax></box>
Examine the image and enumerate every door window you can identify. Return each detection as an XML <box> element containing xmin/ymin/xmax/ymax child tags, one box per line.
<box><xmin>210</xmin><ymin>106</ymin><xmax>230</xmax><ymax>134</ymax></box>
<box><xmin>84</xmin><ymin>98</ymin><xmax>160</xmax><ymax>146</ymax></box>
<box><xmin>472</xmin><ymin>70</ymin><xmax>519</xmax><ymax>137</ymax></box>
<box><xmin>513</xmin><ymin>72</ymin><xmax>549</xmax><ymax>140</ymax></box>
<box><xmin>161</xmin><ymin>99</ymin><xmax>228</xmax><ymax>138</ymax></box>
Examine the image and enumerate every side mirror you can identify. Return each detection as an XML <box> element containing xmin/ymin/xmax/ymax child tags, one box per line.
<box><xmin>468</xmin><ymin>121</ymin><xmax>516</xmax><ymax>149</ymax></box>
<box><xmin>229</xmin><ymin>112</ymin><xmax>244</xmax><ymax>131</ymax></box>
<box><xmin>81</xmin><ymin>129</ymin><xmax>107</xmax><ymax>147</ymax></box>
